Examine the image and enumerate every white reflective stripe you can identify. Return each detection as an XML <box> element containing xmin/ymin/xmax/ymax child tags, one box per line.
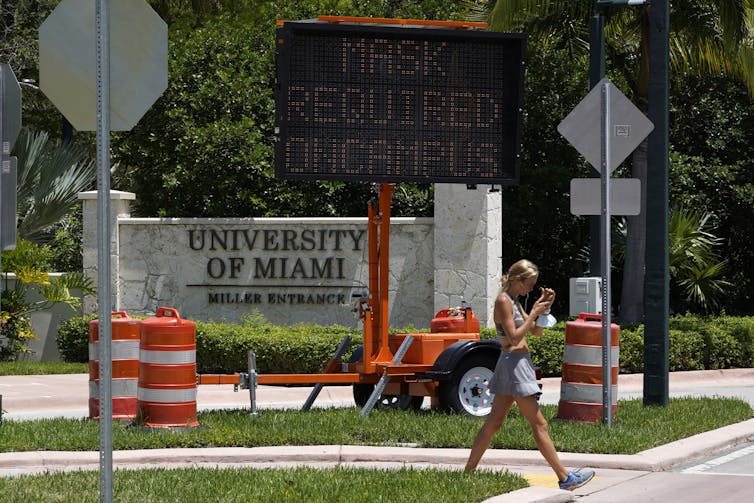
<box><xmin>89</xmin><ymin>340</ymin><xmax>140</xmax><ymax>360</ymax></box>
<box><xmin>560</xmin><ymin>382</ymin><xmax>617</xmax><ymax>404</ymax></box>
<box><xmin>139</xmin><ymin>349</ymin><xmax>196</xmax><ymax>365</ymax></box>
<box><xmin>137</xmin><ymin>387</ymin><xmax>197</xmax><ymax>403</ymax></box>
<box><xmin>563</xmin><ymin>345</ymin><xmax>619</xmax><ymax>366</ymax></box>
<box><xmin>89</xmin><ymin>379</ymin><xmax>138</xmax><ymax>398</ymax></box>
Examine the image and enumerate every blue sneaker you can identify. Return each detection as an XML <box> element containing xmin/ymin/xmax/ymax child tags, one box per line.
<box><xmin>559</xmin><ymin>468</ymin><xmax>595</xmax><ymax>491</ymax></box>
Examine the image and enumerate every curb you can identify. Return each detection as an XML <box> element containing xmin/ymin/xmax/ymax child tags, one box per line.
<box><xmin>482</xmin><ymin>487</ymin><xmax>575</xmax><ymax>503</ymax></box>
<box><xmin>2</xmin><ymin>418</ymin><xmax>753</xmax><ymax>472</ymax></box>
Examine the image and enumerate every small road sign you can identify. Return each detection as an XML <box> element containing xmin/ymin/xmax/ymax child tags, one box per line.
<box><xmin>558</xmin><ymin>78</ymin><xmax>653</xmax><ymax>173</ymax></box>
<box><xmin>570</xmin><ymin>178</ymin><xmax>641</xmax><ymax>215</ymax></box>
<box><xmin>39</xmin><ymin>0</ymin><xmax>167</xmax><ymax>131</ymax></box>
<box><xmin>1</xmin><ymin>64</ymin><xmax>22</xmax><ymax>154</ymax></box>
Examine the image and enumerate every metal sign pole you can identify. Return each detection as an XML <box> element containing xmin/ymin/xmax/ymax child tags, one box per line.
<box><xmin>0</xmin><ymin>67</ymin><xmax>4</xmax><ymax>315</ymax></box>
<box><xmin>588</xmin><ymin>10</ymin><xmax>605</xmax><ymax>277</ymax></box>
<box><xmin>96</xmin><ymin>0</ymin><xmax>113</xmax><ymax>501</ymax></box>
<box><xmin>600</xmin><ymin>81</ymin><xmax>613</xmax><ymax>426</ymax></box>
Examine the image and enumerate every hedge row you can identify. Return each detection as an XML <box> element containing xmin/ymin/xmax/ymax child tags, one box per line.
<box><xmin>57</xmin><ymin>314</ymin><xmax>754</xmax><ymax>375</ymax></box>
<box><xmin>523</xmin><ymin>315</ymin><xmax>754</xmax><ymax>376</ymax></box>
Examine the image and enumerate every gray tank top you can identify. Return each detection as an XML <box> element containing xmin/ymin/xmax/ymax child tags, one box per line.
<box><xmin>495</xmin><ymin>292</ymin><xmax>525</xmax><ymax>338</ymax></box>
<box><xmin>504</xmin><ymin>292</ymin><xmax>526</xmax><ymax>328</ymax></box>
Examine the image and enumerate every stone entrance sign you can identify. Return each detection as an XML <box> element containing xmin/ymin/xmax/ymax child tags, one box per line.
<box><xmin>79</xmin><ymin>187</ymin><xmax>503</xmax><ymax>328</ymax></box>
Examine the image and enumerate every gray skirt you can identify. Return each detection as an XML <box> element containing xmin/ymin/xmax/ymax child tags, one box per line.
<box><xmin>488</xmin><ymin>351</ymin><xmax>541</xmax><ymax>397</ymax></box>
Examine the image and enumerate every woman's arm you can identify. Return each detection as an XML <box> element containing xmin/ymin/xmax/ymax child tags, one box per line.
<box><xmin>529</xmin><ymin>288</ymin><xmax>556</xmax><ymax>338</ymax></box>
<box><xmin>495</xmin><ymin>290</ymin><xmax>554</xmax><ymax>344</ymax></box>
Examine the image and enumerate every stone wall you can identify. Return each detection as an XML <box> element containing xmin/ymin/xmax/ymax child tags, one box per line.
<box><xmin>80</xmin><ymin>186</ymin><xmax>502</xmax><ymax>329</ymax></box>
<box><xmin>116</xmin><ymin>217</ymin><xmax>433</xmax><ymax>327</ymax></box>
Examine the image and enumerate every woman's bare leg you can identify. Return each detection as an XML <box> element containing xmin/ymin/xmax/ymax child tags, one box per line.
<box><xmin>515</xmin><ymin>395</ymin><xmax>569</xmax><ymax>481</ymax></box>
<box><xmin>464</xmin><ymin>394</ymin><xmax>515</xmax><ymax>472</ymax></box>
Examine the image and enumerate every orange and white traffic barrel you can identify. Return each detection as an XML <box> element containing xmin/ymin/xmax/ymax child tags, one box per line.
<box><xmin>88</xmin><ymin>312</ymin><xmax>140</xmax><ymax>420</ymax></box>
<box><xmin>136</xmin><ymin>307</ymin><xmax>199</xmax><ymax>428</ymax></box>
<box><xmin>557</xmin><ymin>313</ymin><xmax>619</xmax><ymax>423</ymax></box>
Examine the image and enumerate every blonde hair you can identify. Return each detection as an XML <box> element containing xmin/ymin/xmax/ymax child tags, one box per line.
<box><xmin>500</xmin><ymin>259</ymin><xmax>539</xmax><ymax>292</ymax></box>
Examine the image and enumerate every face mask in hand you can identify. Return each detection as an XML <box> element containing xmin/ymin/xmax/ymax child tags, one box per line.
<box><xmin>536</xmin><ymin>310</ymin><xmax>557</xmax><ymax>328</ymax></box>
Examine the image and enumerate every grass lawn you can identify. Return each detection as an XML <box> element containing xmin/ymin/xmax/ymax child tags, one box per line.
<box><xmin>1</xmin><ymin>362</ymin><xmax>751</xmax><ymax>501</ymax></box>
<box><xmin>0</xmin><ymin>466</ymin><xmax>526</xmax><ymax>503</ymax></box>
<box><xmin>0</xmin><ymin>361</ymin><xmax>87</xmax><ymax>375</ymax></box>
<box><xmin>1</xmin><ymin>398</ymin><xmax>751</xmax><ymax>454</ymax></box>
<box><xmin>0</xmin><ymin>398</ymin><xmax>750</xmax><ymax>502</ymax></box>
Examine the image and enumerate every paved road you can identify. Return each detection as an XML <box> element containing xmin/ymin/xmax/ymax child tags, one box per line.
<box><xmin>679</xmin><ymin>441</ymin><xmax>754</xmax><ymax>476</ymax></box>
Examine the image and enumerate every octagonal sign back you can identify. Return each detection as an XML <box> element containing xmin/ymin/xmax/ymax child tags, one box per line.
<box><xmin>39</xmin><ymin>0</ymin><xmax>167</xmax><ymax>131</ymax></box>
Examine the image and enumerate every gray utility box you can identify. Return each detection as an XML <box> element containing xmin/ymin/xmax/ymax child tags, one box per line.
<box><xmin>569</xmin><ymin>277</ymin><xmax>602</xmax><ymax>317</ymax></box>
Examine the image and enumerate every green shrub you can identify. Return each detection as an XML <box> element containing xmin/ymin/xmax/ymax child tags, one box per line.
<box><xmin>701</xmin><ymin>325</ymin><xmax>742</xmax><ymax>369</ymax></box>
<box><xmin>56</xmin><ymin>314</ymin><xmax>96</xmax><ymax>363</ymax></box>
<box><xmin>1</xmin><ymin>240</ymin><xmax>95</xmax><ymax>360</ymax></box>
<box><xmin>668</xmin><ymin>329</ymin><xmax>705</xmax><ymax>371</ymax></box>
<box><xmin>619</xmin><ymin>326</ymin><xmax>644</xmax><ymax>374</ymax></box>
<box><xmin>480</xmin><ymin>327</ymin><xmax>496</xmax><ymax>340</ymax></box>
<box><xmin>718</xmin><ymin>317</ymin><xmax>754</xmax><ymax>367</ymax></box>
<box><xmin>56</xmin><ymin>312</ymin><xmax>753</xmax><ymax>375</ymax></box>
<box><xmin>529</xmin><ymin>325</ymin><xmax>565</xmax><ymax>377</ymax></box>
<box><xmin>196</xmin><ymin>320</ymin><xmax>362</xmax><ymax>374</ymax></box>
<box><xmin>669</xmin><ymin>314</ymin><xmax>706</xmax><ymax>332</ymax></box>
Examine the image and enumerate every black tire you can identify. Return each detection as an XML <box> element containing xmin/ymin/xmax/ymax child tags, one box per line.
<box><xmin>352</xmin><ymin>383</ymin><xmax>424</xmax><ymax>411</ymax></box>
<box><xmin>353</xmin><ymin>383</ymin><xmax>372</xmax><ymax>407</ymax></box>
<box><xmin>437</xmin><ymin>352</ymin><xmax>497</xmax><ymax>417</ymax></box>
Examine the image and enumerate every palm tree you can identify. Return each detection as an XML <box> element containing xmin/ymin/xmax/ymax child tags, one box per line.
<box><xmin>11</xmin><ymin>128</ymin><xmax>96</xmax><ymax>243</ymax></box>
<box><xmin>2</xmin><ymin>129</ymin><xmax>96</xmax><ymax>359</ymax></box>
<box><xmin>667</xmin><ymin>208</ymin><xmax>730</xmax><ymax>312</ymax></box>
<box><xmin>480</xmin><ymin>0</ymin><xmax>753</xmax><ymax>322</ymax></box>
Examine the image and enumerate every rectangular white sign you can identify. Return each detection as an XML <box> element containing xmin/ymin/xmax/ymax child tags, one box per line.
<box><xmin>570</xmin><ymin>178</ymin><xmax>641</xmax><ymax>216</ymax></box>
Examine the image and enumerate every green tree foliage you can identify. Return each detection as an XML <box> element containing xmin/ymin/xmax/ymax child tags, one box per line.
<box><xmin>668</xmin><ymin>207</ymin><xmax>731</xmax><ymax>312</ymax></box>
<box><xmin>499</xmin><ymin>47</ymin><xmax>590</xmax><ymax>305</ymax></box>
<box><xmin>0</xmin><ymin>0</ymin><xmax>64</xmax><ymax>136</ymax></box>
<box><xmin>484</xmin><ymin>0</ymin><xmax>753</xmax><ymax>319</ymax></box>
<box><xmin>112</xmin><ymin>0</ymin><xmax>465</xmax><ymax>217</ymax></box>
<box><xmin>669</xmin><ymin>75</ymin><xmax>754</xmax><ymax>313</ymax></box>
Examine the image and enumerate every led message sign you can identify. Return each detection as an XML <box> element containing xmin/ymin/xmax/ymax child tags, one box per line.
<box><xmin>274</xmin><ymin>22</ymin><xmax>525</xmax><ymax>184</ymax></box>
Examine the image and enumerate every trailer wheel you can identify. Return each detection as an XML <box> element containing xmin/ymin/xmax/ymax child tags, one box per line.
<box><xmin>353</xmin><ymin>384</ymin><xmax>423</xmax><ymax>411</ymax></box>
<box><xmin>438</xmin><ymin>353</ymin><xmax>496</xmax><ymax>417</ymax></box>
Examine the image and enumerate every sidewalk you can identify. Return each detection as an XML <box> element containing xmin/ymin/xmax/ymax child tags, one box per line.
<box><xmin>2</xmin><ymin>369</ymin><xmax>754</xmax><ymax>502</ymax></box>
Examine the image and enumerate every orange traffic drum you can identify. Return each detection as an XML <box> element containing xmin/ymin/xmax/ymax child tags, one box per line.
<box><xmin>136</xmin><ymin>307</ymin><xmax>199</xmax><ymax>428</ymax></box>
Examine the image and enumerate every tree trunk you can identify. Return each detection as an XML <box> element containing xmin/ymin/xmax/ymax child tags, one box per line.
<box><xmin>619</xmin><ymin>139</ymin><xmax>648</xmax><ymax>323</ymax></box>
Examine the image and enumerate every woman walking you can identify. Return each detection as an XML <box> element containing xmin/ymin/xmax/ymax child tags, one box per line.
<box><xmin>464</xmin><ymin>259</ymin><xmax>595</xmax><ymax>491</ymax></box>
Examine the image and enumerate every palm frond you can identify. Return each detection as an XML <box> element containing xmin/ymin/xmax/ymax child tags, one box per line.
<box><xmin>11</xmin><ymin>129</ymin><xmax>97</xmax><ymax>243</ymax></box>
<box><xmin>459</xmin><ymin>0</ymin><xmax>495</xmax><ymax>23</ymax></box>
<box><xmin>669</xmin><ymin>206</ymin><xmax>729</xmax><ymax>311</ymax></box>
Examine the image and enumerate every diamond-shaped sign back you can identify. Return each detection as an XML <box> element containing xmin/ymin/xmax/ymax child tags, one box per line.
<box><xmin>39</xmin><ymin>0</ymin><xmax>167</xmax><ymax>131</ymax></box>
<box><xmin>557</xmin><ymin>78</ymin><xmax>654</xmax><ymax>173</ymax></box>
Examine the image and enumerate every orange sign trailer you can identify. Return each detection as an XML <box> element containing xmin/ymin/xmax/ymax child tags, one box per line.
<box><xmin>197</xmin><ymin>16</ymin><xmax>528</xmax><ymax>416</ymax></box>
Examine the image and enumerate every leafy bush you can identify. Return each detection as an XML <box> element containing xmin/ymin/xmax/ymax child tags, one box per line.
<box><xmin>668</xmin><ymin>329</ymin><xmax>705</xmax><ymax>371</ymax></box>
<box><xmin>196</xmin><ymin>320</ymin><xmax>362</xmax><ymax>374</ymax></box>
<box><xmin>1</xmin><ymin>240</ymin><xmax>95</xmax><ymax>360</ymax></box>
<box><xmin>57</xmin><ymin>313</ymin><xmax>753</xmax><ymax>375</ymax></box>
<box><xmin>701</xmin><ymin>326</ymin><xmax>741</xmax><ymax>369</ymax></box>
<box><xmin>618</xmin><ymin>326</ymin><xmax>645</xmax><ymax>374</ymax></box>
<box><xmin>528</xmin><ymin>326</ymin><xmax>566</xmax><ymax>377</ymax></box>
<box><xmin>725</xmin><ymin>318</ymin><xmax>754</xmax><ymax>367</ymax></box>
<box><xmin>56</xmin><ymin>314</ymin><xmax>96</xmax><ymax>363</ymax></box>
